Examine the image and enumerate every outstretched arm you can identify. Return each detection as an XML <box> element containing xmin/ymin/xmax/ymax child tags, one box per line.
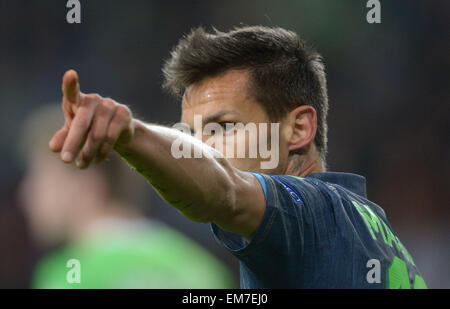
<box><xmin>49</xmin><ymin>70</ymin><xmax>266</xmax><ymax>239</ymax></box>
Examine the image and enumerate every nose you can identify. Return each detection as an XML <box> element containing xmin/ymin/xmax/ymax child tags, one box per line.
<box><xmin>194</xmin><ymin>130</ymin><xmax>204</xmax><ymax>142</ymax></box>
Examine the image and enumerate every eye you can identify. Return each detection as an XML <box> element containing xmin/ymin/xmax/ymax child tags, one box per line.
<box><xmin>219</xmin><ymin>122</ymin><xmax>235</xmax><ymax>132</ymax></box>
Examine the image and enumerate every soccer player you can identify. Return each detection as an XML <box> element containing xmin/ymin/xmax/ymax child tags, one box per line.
<box><xmin>49</xmin><ymin>26</ymin><xmax>427</xmax><ymax>288</ymax></box>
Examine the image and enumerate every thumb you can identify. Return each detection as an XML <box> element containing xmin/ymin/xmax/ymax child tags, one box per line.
<box><xmin>49</xmin><ymin>125</ymin><xmax>69</xmax><ymax>153</ymax></box>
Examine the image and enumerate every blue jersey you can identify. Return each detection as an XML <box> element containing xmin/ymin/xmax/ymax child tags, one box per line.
<box><xmin>210</xmin><ymin>172</ymin><xmax>427</xmax><ymax>288</ymax></box>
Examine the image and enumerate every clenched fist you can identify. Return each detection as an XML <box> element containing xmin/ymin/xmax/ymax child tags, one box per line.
<box><xmin>49</xmin><ymin>70</ymin><xmax>135</xmax><ymax>169</ymax></box>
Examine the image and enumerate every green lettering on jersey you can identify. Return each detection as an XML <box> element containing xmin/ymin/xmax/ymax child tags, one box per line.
<box><xmin>351</xmin><ymin>200</ymin><xmax>425</xmax><ymax>288</ymax></box>
<box><xmin>381</xmin><ymin>220</ymin><xmax>397</xmax><ymax>248</ymax></box>
<box><xmin>351</xmin><ymin>200</ymin><xmax>386</xmax><ymax>242</ymax></box>
<box><xmin>351</xmin><ymin>200</ymin><xmax>417</xmax><ymax>264</ymax></box>
<box><xmin>386</xmin><ymin>256</ymin><xmax>427</xmax><ymax>289</ymax></box>
<box><xmin>395</xmin><ymin>238</ymin><xmax>416</xmax><ymax>266</ymax></box>
<box><xmin>413</xmin><ymin>275</ymin><xmax>427</xmax><ymax>289</ymax></box>
<box><xmin>387</xmin><ymin>256</ymin><xmax>411</xmax><ymax>289</ymax></box>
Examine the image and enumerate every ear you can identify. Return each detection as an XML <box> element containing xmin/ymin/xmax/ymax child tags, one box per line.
<box><xmin>286</xmin><ymin>105</ymin><xmax>317</xmax><ymax>152</ymax></box>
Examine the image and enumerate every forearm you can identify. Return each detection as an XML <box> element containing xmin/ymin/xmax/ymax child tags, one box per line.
<box><xmin>114</xmin><ymin>119</ymin><xmax>240</xmax><ymax>223</ymax></box>
<box><xmin>52</xmin><ymin>70</ymin><xmax>264</xmax><ymax>238</ymax></box>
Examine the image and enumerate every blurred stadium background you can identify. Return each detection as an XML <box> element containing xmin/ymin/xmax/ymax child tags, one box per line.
<box><xmin>0</xmin><ymin>0</ymin><xmax>448</xmax><ymax>288</ymax></box>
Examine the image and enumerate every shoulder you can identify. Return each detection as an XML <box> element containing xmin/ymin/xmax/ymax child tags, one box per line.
<box><xmin>249</xmin><ymin>172</ymin><xmax>328</xmax><ymax>208</ymax></box>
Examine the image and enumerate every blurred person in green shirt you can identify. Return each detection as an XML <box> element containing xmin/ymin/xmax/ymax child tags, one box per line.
<box><xmin>17</xmin><ymin>104</ymin><xmax>235</xmax><ymax>289</ymax></box>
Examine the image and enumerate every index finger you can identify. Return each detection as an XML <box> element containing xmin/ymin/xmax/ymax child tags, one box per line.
<box><xmin>62</xmin><ymin>69</ymin><xmax>80</xmax><ymax>104</ymax></box>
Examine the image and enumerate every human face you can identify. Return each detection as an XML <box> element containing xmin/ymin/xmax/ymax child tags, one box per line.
<box><xmin>18</xmin><ymin>151</ymin><xmax>74</xmax><ymax>246</ymax></box>
<box><xmin>181</xmin><ymin>70</ymin><xmax>289</xmax><ymax>174</ymax></box>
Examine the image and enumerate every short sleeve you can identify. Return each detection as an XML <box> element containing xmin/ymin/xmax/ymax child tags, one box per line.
<box><xmin>210</xmin><ymin>173</ymin><xmax>309</xmax><ymax>277</ymax></box>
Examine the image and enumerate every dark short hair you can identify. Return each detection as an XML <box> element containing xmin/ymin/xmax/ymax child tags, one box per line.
<box><xmin>162</xmin><ymin>26</ymin><xmax>329</xmax><ymax>159</ymax></box>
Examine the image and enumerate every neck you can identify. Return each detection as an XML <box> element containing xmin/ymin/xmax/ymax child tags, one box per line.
<box><xmin>284</xmin><ymin>147</ymin><xmax>325</xmax><ymax>177</ymax></box>
<box><xmin>298</xmin><ymin>159</ymin><xmax>324</xmax><ymax>177</ymax></box>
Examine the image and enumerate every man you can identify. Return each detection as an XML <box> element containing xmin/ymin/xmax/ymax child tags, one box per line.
<box><xmin>19</xmin><ymin>104</ymin><xmax>234</xmax><ymax>288</ymax></box>
<box><xmin>49</xmin><ymin>26</ymin><xmax>426</xmax><ymax>288</ymax></box>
